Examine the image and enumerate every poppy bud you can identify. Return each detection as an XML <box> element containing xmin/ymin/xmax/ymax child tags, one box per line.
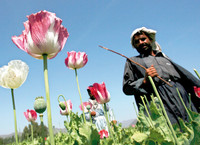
<box><xmin>59</xmin><ymin>102</ymin><xmax>66</xmax><ymax>110</ymax></box>
<box><xmin>86</xmin><ymin>105</ymin><xmax>91</xmax><ymax>111</ymax></box>
<box><xmin>91</xmin><ymin>111</ymin><xmax>96</xmax><ymax>116</ymax></box>
<box><xmin>111</xmin><ymin>120</ymin><xmax>117</xmax><ymax>125</ymax></box>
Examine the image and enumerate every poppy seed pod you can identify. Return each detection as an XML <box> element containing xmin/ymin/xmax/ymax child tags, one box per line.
<box><xmin>34</xmin><ymin>96</ymin><xmax>47</xmax><ymax>114</ymax></box>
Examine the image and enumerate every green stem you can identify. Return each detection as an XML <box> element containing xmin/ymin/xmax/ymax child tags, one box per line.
<box><xmin>133</xmin><ymin>101</ymin><xmax>138</xmax><ymax>117</ymax></box>
<box><xmin>194</xmin><ymin>69</ymin><xmax>200</xmax><ymax>79</ymax></box>
<box><xmin>144</xmin><ymin>95</ymin><xmax>150</xmax><ymax>108</ymax></box>
<box><xmin>176</xmin><ymin>88</ymin><xmax>193</xmax><ymax>122</ymax></box>
<box><xmin>11</xmin><ymin>89</ymin><xmax>19</xmax><ymax>145</ymax></box>
<box><xmin>89</xmin><ymin>110</ymin><xmax>93</xmax><ymax>123</ymax></box>
<box><xmin>150</xmin><ymin>94</ymin><xmax>155</xmax><ymax>104</ymax></box>
<box><xmin>31</xmin><ymin>122</ymin><xmax>33</xmax><ymax>142</ymax></box>
<box><xmin>43</xmin><ymin>54</ymin><xmax>55</xmax><ymax>145</ymax></box>
<box><xmin>75</xmin><ymin>69</ymin><xmax>86</xmax><ymax>123</ymax></box>
<box><xmin>39</xmin><ymin>114</ymin><xmax>45</xmax><ymax>145</ymax></box>
<box><xmin>148</xmin><ymin>76</ymin><xmax>179</xmax><ymax>145</ymax></box>
<box><xmin>140</xmin><ymin>96</ymin><xmax>153</xmax><ymax>127</ymax></box>
<box><xmin>103</xmin><ymin>103</ymin><xmax>114</xmax><ymax>141</ymax></box>
<box><xmin>188</xmin><ymin>93</ymin><xmax>192</xmax><ymax>110</ymax></box>
<box><xmin>66</xmin><ymin>115</ymin><xmax>69</xmax><ymax>122</ymax></box>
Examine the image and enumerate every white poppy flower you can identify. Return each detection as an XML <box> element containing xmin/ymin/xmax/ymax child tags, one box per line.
<box><xmin>0</xmin><ymin>60</ymin><xmax>29</xmax><ymax>89</ymax></box>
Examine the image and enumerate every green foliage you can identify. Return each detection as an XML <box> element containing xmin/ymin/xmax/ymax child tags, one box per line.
<box><xmin>0</xmin><ymin>135</ymin><xmax>15</xmax><ymax>145</ymax></box>
<box><xmin>63</xmin><ymin>112</ymin><xmax>100</xmax><ymax>145</ymax></box>
<box><xmin>0</xmin><ymin>137</ymin><xmax>3</xmax><ymax>144</ymax></box>
<box><xmin>21</xmin><ymin>121</ymin><xmax>48</xmax><ymax>142</ymax></box>
<box><xmin>5</xmin><ymin>104</ymin><xmax>200</xmax><ymax>145</ymax></box>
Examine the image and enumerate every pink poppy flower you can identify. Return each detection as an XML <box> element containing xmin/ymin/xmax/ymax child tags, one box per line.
<box><xmin>65</xmin><ymin>51</ymin><xmax>88</xmax><ymax>69</ymax></box>
<box><xmin>24</xmin><ymin>109</ymin><xmax>37</xmax><ymax>122</ymax></box>
<box><xmin>60</xmin><ymin>100</ymin><xmax>73</xmax><ymax>116</ymax></box>
<box><xmin>88</xmin><ymin>82</ymin><xmax>110</xmax><ymax>104</ymax></box>
<box><xmin>79</xmin><ymin>102</ymin><xmax>92</xmax><ymax>113</ymax></box>
<box><xmin>12</xmin><ymin>10</ymin><xmax>69</xmax><ymax>59</ymax></box>
<box><xmin>98</xmin><ymin>129</ymin><xmax>109</xmax><ymax>139</ymax></box>
<box><xmin>194</xmin><ymin>86</ymin><xmax>200</xmax><ymax>98</ymax></box>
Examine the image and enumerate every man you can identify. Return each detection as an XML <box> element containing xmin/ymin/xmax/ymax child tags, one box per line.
<box><xmin>123</xmin><ymin>27</ymin><xmax>200</xmax><ymax>124</ymax></box>
<box><xmin>85</xmin><ymin>85</ymin><xmax>114</xmax><ymax>131</ymax></box>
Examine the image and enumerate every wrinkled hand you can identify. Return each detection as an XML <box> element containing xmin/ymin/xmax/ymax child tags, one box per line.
<box><xmin>143</xmin><ymin>65</ymin><xmax>158</xmax><ymax>84</ymax></box>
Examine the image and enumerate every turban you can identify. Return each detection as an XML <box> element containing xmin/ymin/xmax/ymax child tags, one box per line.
<box><xmin>130</xmin><ymin>27</ymin><xmax>161</xmax><ymax>52</ymax></box>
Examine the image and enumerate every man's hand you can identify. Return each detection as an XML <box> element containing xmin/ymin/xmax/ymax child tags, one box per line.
<box><xmin>143</xmin><ymin>65</ymin><xmax>158</xmax><ymax>84</ymax></box>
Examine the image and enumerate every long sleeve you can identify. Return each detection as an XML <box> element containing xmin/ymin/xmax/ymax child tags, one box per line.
<box><xmin>123</xmin><ymin>59</ymin><xmax>149</xmax><ymax>96</ymax></box>
<box><xmin>171</xmin><ymin>61</ymin><xmax>200</xmax><ymax>112</ymax></box>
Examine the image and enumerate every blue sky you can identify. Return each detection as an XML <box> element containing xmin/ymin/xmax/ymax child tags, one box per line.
<box><xmin>0</xmin><ymin>0</ymin><xmax>200</xmax><ymax>135</ymax></box>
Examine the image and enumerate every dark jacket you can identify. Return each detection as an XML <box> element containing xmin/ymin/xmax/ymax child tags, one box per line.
<box><xmin>123</xmin><ymin>54</ymin><xmax>200</xmax><ymax>112</ymax></box>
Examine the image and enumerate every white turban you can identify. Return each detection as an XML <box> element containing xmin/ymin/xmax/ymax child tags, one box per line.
<box><xmin>130</xmin><ymin>27</ymin><xmax>161</xmax><ymax>51</ymax></box>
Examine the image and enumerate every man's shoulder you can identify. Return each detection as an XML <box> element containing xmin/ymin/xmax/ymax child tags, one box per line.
<box><xmin>129</xmin><ymin>55</ymin><xmax>142</xmax><ymax>60</ymax></box>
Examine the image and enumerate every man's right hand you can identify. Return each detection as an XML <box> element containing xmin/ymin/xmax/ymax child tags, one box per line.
<box><xmin>143</xmin><ymin>65</ymin><xmax>158</xmax><ymax>84</ymax></box>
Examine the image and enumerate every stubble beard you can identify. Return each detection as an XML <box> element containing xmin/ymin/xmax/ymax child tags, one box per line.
<box><xmin>137</xmin><ymin>43</ymin><xmax>153</xmax><ymax>55</ymax></box>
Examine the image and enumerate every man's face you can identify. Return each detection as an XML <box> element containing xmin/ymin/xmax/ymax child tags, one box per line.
<box><xmin>89</xmin><ymin>92</ymin><xmax>96</xmax><ymax>100</ymax></box>
<box><xmin>133</xmin><ymin>33</ymin><xmax>153</xmax><ymax>54</ymax></box>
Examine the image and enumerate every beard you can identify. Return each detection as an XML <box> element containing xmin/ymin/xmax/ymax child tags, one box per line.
<box><xmin>136</xmin><ymin>43</ymin><xmax>153</xmax><ymax>55</ymax></box>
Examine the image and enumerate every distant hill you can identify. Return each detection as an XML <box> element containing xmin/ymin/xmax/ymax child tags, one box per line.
<box><xmin>120</xmin><ymin>118</ymin><xmax>137</xmax><ymax>128</ymax></box>
<box><xmin>0</xmin><ymin>132</ymin><xmax>22</xmax><ymax>139</ymax></box>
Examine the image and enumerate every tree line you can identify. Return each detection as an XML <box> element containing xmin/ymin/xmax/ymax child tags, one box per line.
<box><xmin>0</xmin><ymin>122</ymin><xmax>48</xmax><ymax>145</ymax></box>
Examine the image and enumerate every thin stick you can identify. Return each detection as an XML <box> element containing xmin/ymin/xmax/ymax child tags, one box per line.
<box><xmin>99</xmin><ymin>45</ymin><xmax>172</xmax><ymax>87</ymax></box>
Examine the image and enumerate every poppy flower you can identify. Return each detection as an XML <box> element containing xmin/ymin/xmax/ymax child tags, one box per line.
<box><xmin>88</xmin><ymin>82</ymin><xmax>110</xmax><ymax>104</ymax></box>
<box><xmin>65</xmin><ymin>51</ymin><xmax>88</xmax><ymax>69</ymax></box>
<box><xmin>24</xmin><ymin>109</ymin><xmax>37</xmax><ymax>122</ymax></box>
<box><xmin>98</xmin><ymin>129</ymin><xmax>109</xmax><ymax>139</ymax></box>
<box><xmin>12</xmin><ymin>10</ymin><xmax>69</xmax><ymax>59</ymax></box>
<box><xmin>0</xmin><ymin>60</ymin><xmax>29</xmax><ymax>89</ymax></box>
<box><xmin>194</xmin><ymin>86</ymin><xmax>200</xmax><ymax>98</ymax></box>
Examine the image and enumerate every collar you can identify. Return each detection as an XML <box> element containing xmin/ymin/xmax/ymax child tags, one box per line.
<box><xmin>140</xmin><ymin>50</ymin><xmax>164</xmax><ymax>58</ymax></box>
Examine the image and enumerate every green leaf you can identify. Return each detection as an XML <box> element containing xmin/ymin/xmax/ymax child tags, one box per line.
<box><xmin>79</xmin><ymin>122</ymin><xmax>100</xmax><ymax>145</ymax></box>
<box><xmin>100</xmin><ymin>137</ymin><xmax>114</xmax><ymax>145</ymax></box>
<box><xmin>191</xmin><ymin>121</ymin><xmax>200</xmax><ymax>145</ymax></box>
<box><xmin>148</xmin><ymin>127</ymin><xmax>165</xmax><ymax>143</ymax></box>
<box><xmin>149</xmin><ymin>102</ymin><xmax>174</xmax><ymax>142</ymax></box>
<box><xmin>189</xmin><ymin>109</ymin><xmax>200</xmax><ymax>122</ymax></box>
<box><xmin>136</xmin><ymin>104</ymin><xmax>151</xmax><ymax>133</ymax></box>
<box><xmin>175</xmin><ymin>119</ymin><xmax>194</xmax><ymax>145</ymax></box>
<box><xmin>132</xmin><ymin>131</ymin><xmax>148</xmax><ymax>143</ymax></box>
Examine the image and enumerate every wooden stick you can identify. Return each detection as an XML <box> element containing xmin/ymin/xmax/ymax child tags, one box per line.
<box><xmin>99</xmin><ymin>45</ymin><xmax>172</xmax><ymax>87</ymax></box>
